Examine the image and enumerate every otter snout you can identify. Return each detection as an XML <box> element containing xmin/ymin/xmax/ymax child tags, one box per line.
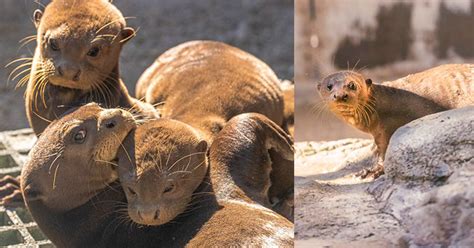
<box><xmin>333</xmin><ymin>92</ymin><xmax>349</xmax><ymax>102</ymax></box>
<box><xmin>136</xmin><ymin>207</ymin><xmax>160</xmax><ymax>223</ymax></box>
<box><xmin>57</xmin><ymin>63</ymin><xmax>82</xmax><ymax>82</ymax></box>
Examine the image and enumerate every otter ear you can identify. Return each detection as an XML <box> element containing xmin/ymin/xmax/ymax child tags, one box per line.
<box><xmin>196</xmin><ymin>140</ymin><xmax>208</xmax><ymax>153</ymax></box>
<box><xmin>120</xmin><ymin>27</ymin><xmax>135</xmax><ymax>43</ymax></box>
<box><xmin>33</xmin><ymin>9</ymin><xmax>43</xmax><ymax>29</ymax></box>
<box><xmin>365</xmin><ymin>78</ymin><xmax>373</xmax><ymax>87</ymax></box>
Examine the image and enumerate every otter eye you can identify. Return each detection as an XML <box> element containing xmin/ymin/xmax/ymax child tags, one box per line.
<box><xmin>348</xmin><ymin>81</ymin><xmax>357</xmax><ymax>90</ymax></box>
<box><xmin>127</xmin><ymin>187</ymin><xmax>137</xmax><ymax>196</ymax></box>
<box><xmin>163</xmin><ymin>182</ymin><xmax>175</xmax><ymax>194</ymax></box>
<box><xmin>87</xmin><ymin>47</ymin><xmax>100</xmax><ymax>57</ymax></box>
<box><xmin>49</xmin><ymin>38</ymin><xmax>60</xmax><ymax>51</ymax></box>
<box><xmin>327</xmin><ymin>84</ymin><xmax>333</xmax><ymax>91</ymax></box>
<box><xmin>73</xmin><ymin>130</ymin><xmax>87</xmax><ymax>144</ymax></box>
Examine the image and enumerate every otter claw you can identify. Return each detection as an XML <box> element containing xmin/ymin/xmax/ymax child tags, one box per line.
<box><xmin>0</xmin><ymin>176</ymin><xmax>25</xmax><ymax>208</ymax></box>
<box><xmin>356</xmin><ymin>164</ymin><xmax>385</xmax><ymax>179</ymax></box>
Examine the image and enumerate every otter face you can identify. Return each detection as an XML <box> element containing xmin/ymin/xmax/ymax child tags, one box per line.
<box><xmin>117</xmin><ymin>120</ymin><xmax>208</xmax><ymax>226</ymax></box>
<box><xmin>21</xmin><ymin>103</ymin><xmax>136</xmax><ymax>211</ymax></box>
<box><xmin>32</xmin><ymin>0</ymin><xmax>135</xmax><ymax>90</ymax></box>
<box><xmin>317</xmin><ymin>71</ymin><xmax>372</xmax><ymax>118</ymax></box>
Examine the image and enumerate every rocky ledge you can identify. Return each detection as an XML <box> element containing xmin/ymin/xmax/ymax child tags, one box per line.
<box><xmin>295</xmin><ymin>106</ymin><xmax>474</xmax><ymax>247</ymax></box>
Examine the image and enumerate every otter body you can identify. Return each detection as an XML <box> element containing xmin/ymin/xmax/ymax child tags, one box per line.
<box><xmin>136</xmin><ymin>40</ymin><xmax>285</xmax><ymax>140</ymax></box>
<box><xmin>318</xmin><ymin>64</ymin><xmax>474</xmax><ymax>178</ymax></box>
<box><xmin>19</xmin><ymin>107</ymin><xmax>293</xmax><ymax>247</ymax></box>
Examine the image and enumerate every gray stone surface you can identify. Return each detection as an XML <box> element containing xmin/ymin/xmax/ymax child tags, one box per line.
<box><xmin>385</xmin><ymin>106</ymin><xmax>474</xmax><ymax>182</ymax></box>
<box><xmin>296</xmin><ymin>108</ymin><xmax>474</xmax><ymax>247</ymax></box>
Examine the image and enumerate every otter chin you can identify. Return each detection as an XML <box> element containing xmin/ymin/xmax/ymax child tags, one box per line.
<box><xmin>117</xmin><ymin>119</ymin><xmax>208</xmax><ymax>226</ymax></box>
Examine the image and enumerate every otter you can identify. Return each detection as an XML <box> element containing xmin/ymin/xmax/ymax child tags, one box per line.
<box><xmin>19</xmin><ymin>103</ymin><xmax>136</xmax><ymax>246</ymax></box>
<box><xmin>18</xmin><ymin>106</ymin><xmax>292</xmax><ymax>247</ymax></box>
<box><xmin>317</xmin><ymin>64</ymin><xmax>474</xmax><ymax>178</ymax></box>
<box><xmin>134</xmin><ymin>40</ymin><xmax>285</xmax><ymax>141</ymax></box>
<box><xmin>0</xmin><ymin>0</ymin><xmax>158</xmax><ymax>207</ymax></box>
<box><xmin>117</xmin><ymin>114</ymin><xmax>294</xmax><ymax>225</ymax></box>
<box><xmin>23</xmin><ymin>0</ymin><xmax>157</xmax><ymax>136</ymax></box>
<box><xmin>115</xmin><ymin>113</ymin><xmax>294</xmax><ymax>246</ymax></box>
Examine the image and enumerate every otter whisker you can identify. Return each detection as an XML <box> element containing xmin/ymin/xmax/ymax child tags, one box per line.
<box><xmin>95</xmin><ymin>16</ymin><xmax>136</xmax><ymax>35</ymax></box>
<box><xmin>111</xmin><ymin>132</ymin><xmax>133</xmax><ymax>165</ymax></box>
<box><xmin>52</xmin><ymin>162</ymin><xmax>62</xmax><ymax>190</ymax></box>
<box><xmin>31</xmin><ymin>109</ymin><xmax>53</xmax><ymax>123</ymax></box>
<box><xmin>8</xmin><ymin>62</ymin><xmax>32</xmax><ymax>82</ymax></box>
<box><xmin>95</xmin><ymin>159</ymin><xmax>118</xmax><ymax>167</ymax></box>
<box><xmin>167</xmin><ymin>151</ymin><xmax>205</xmax><ymax>172</ymax></box>
<box><xmin>5</xmin><ymin>57</ymin><xmax>33</xmax><ymax>68</ymax></box>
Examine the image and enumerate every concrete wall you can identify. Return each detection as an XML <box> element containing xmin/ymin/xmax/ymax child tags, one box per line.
<box><xmin>296</xmin><ymin>0</ymin><xmax>474</xmax><ymax>82</ymax></box>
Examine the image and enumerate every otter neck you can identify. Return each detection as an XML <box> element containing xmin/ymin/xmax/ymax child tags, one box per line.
<box><xmin>207</xmin><ymin>154</ymin><xmax>254</xmax><ymax>204</ymax></box>
<box><xmin>370</xmin><ymin>83</ymin><xmax>448</xmax><ymax>129</ymax></box>
<box><xmin>26</xmin><ymin>54</ymin><xmax>138</xmax><ymax>134</ymax></box>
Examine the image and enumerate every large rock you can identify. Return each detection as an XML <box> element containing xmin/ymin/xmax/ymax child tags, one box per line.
<box><xmin>384</xmin><ymin>106</ymin><xmax>474</xmax><ymax>181</ymax></box>
<box><xmin>402</xmin><ymin>165</ymin><xmax>474</xmax><ymax>247</ymax></box>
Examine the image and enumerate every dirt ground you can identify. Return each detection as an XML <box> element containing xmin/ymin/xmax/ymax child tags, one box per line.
<box><xmin>0</xmin><ymin>0</ymin><xmax>293</xmax><ymax>131</ymax></box>
<box><xmin>295</xmin><ymin>140</ymin><xmax>403</xmax><ymax>247</ymax></box>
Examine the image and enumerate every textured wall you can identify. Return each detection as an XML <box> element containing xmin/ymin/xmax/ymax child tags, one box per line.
<box><xmin>296</xmin><ymin>0</ymin><xmax>474</xmax><ymax>81</ymax></box>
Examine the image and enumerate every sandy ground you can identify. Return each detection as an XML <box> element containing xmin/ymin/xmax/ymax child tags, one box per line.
<box><xmin>295</xmin><ymin>140</ymin><xmax>404</xmax><ymax>247</ymax></box>
<box><xmin>0</xmin><ymin>0</ymin><xmax>293</xmax><ymax>131</ymax></box>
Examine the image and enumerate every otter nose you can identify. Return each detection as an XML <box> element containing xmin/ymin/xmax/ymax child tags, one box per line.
<box><xmin>333</xmin><ymin>93</ymin><xmax>349</xmax><ymax>102</ymax></box>
<box><xmin>137</xmin><ymin>209</ymin><xmax>159</xmax><ymax>223</ymax></box>
<box><xmin>57</xmin><ymin>64</ymin><xmax>81</xmax><ymax>81</ymax></box>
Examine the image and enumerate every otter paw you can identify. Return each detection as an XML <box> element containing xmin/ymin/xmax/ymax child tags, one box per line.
<box><xmin>0</xmin><ymin>176</ymin><xmax>24</xmax><ymax>208</ymax></box>
<box><xmin>356</xmin><ymin>164</ymin><xmax>385</xmax><ymax>179</ymax></box>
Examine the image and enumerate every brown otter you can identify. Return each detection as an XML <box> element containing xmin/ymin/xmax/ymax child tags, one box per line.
<box><xmin>317</xmin><ymin>64</ymin><xmax>474</xmax><ymax>178</ymax></box>
<box><xmin>134</xmin><ymin>40</ymin><xmax>285</xmax><ymax>141</ymax></box>
<box><xmin>117</xmin><ymin>113</ymin><xmax>294</xmax><ymax>225</ymax></box>
<box><xmin>24</xmin><ymin>0</ymin><xmax>157</xmax><ymax>136</ymax></box>
<box><xmin>115</xmin><ymin>113</ymin><xmax>293</xmax><ymax>246</ymax></box>
<box><xmin>11</xmin><ymin>105</ymin><xmax>291</xmax><ymax>247</ymax></box>
<box><xmin>19</xmin><ymin>103</ymin><xmax>136</xmax><ymax>246</ymax></box>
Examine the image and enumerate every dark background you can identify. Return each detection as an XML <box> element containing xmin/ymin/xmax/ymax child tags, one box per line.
<box><xmin>0</xmin><ymin>0</ymin><xmax>294</xmax><ymax>131</ymax></box>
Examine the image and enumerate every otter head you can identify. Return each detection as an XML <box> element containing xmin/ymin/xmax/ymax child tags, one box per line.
<box><xmin>21</xmin><ymin>103</ymin><xmax>136</xmax><ymax>212</ymax></box>
<box><xmin>117</xmin><ymin>119</ymin><xmax>208</xmax><ymax>226</ymax></box>
<box><xmin>33</xmin><ymin>0</ymin><xmax>135</xmax><ymax>90</ymax></box>
<box><xmin>317</xmin><ymin>71</ymin><xmax>373</xmax><ymax>122</ymax></box>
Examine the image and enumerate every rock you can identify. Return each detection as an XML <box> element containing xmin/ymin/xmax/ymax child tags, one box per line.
<box><xmin>384</xmin><ymin>106</ymin><xmax>474</xmax><ymax>182</ymax></box>
<box><xmin>403</xmin><ymin>165</ymin><xmax>474</xmax><ymax>247</ymax></box>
